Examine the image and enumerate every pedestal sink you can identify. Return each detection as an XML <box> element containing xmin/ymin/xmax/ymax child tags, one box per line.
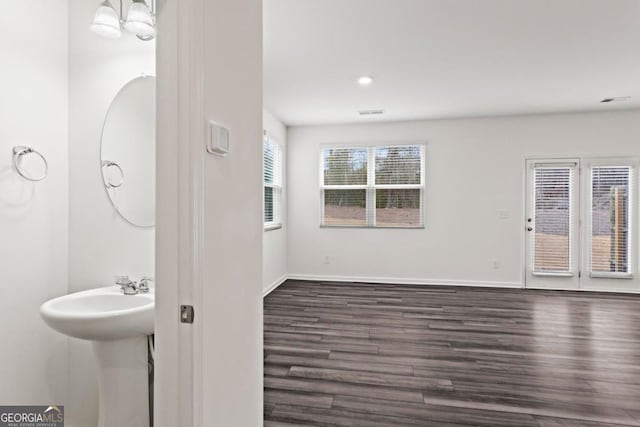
<box><xmin>40</xmin><ymin>286</ymin><xmax>154</xmax><ymax>427</ymax></box>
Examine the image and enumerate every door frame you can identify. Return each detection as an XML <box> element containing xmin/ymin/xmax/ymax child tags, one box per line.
<box><xmin>155</xmin><ymin>0</ymin><xmax>201</xmax><ymax>425</ymax></box>
<box><xmin>524</xmin><ymin>157</ymin><xmax>640</xmax><ymax>293</ymax></box>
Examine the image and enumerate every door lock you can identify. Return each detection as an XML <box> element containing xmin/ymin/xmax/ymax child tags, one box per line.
<box><xmin>180</xmin><ymin>305</ymin><xmax>195</xmax><ymax>324</ymax></box>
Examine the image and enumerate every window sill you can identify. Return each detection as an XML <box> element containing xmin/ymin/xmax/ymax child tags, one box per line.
<box><xmin>264</xmin><ymin>223</ymin><xmax>282</xmax><ymax>231</ymax></box>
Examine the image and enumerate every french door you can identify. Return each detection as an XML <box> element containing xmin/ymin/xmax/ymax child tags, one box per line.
<box><xmin>525</xmin><ymin>158</ymin><xmax>639</xmax><ymax>291</ymax></box>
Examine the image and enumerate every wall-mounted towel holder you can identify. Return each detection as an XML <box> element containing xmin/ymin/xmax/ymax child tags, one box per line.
<box><xmin>12</xmin><ymin>146</ymin><xmax>48</xmax><ymax>182</ymax></box>
<box><xmin>102</xmin><ymin>160</ymin><xmax>124</xmax><ymax>189</ymax></box>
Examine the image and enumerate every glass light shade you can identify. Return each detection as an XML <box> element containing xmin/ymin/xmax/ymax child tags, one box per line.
<box><xmin>124</xmin><ymin>0</ymin><xmax>156</xmax><ymax>38</ymax></box>
<box><xmin>90</xmin><ymin>1</ymin><xmax>122</xmax><ymax>39</ymax></box>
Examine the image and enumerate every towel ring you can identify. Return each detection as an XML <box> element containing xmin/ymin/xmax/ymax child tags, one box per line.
<box><xmin>102</xmin><ymin>160</ymin><xmax>124</xmax><ymax>188</ymax></box>
<box><xmin>12</xmin><ymin>146</ymin><xmax>48</xmax><ymax>182</ymax></box>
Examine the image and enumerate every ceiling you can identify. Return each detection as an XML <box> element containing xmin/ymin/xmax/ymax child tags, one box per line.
<box><xmin>263</xmin><ymin>0</ymin><xmax>640</xmax><ymax>126</ymax></box>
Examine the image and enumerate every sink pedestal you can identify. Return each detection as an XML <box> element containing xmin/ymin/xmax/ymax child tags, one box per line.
<box><xmin>93</xmin><ymin>336</ymin><xmax>150</xmax><ymax>427</ymax></box>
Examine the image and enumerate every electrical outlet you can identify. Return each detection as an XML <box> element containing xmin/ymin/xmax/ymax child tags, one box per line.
<box><xmin>324</xmin><ymin>256</ymin><xmax>330</xmax><ymax>265</ymax></box>
<box><xmin>492</xmin><ymin>259</ymin><xmax>500</xmax><ymax>269</ymax></box>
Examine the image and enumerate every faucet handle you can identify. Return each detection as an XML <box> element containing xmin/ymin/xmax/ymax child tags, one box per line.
<box><xmin>138</xmin><ymin>276</ymin><xmax>153</xmax><ymax>293</ymax></box>
<box><xmin>115</xmin><ymin>275</ymin><xmax>131</xmax><ymax>286</ymax></box>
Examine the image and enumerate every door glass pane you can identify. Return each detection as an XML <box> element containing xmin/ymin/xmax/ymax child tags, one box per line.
<box><xmin>591</xmin><ymin>167</ymin><xmax>631</xmax><ymax>274</ymax></box>
<box><xmin>533</xmin><ymin>167</ymin><xmax>573</xmax><ymax>273</ymax></box>
<box><xmin>323</xmin><ymin>189</ymin><xmax>366</xmax><ymax>226</ymax></box>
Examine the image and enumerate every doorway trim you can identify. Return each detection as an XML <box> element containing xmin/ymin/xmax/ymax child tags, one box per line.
<box><xmin>155</xmin><ymin>0</ymin><xmax>207</xmax><ymax>425</ymax></box>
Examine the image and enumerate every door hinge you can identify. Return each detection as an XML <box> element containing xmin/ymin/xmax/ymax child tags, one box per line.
<box><xmin>578</xmin><ymin>271</ymin><xmax>581</xmax><ymax>278</ymax></box>
<box><xmin>180</xmin><ymin>305</ymin><xmax>195</xmax><ymax>324</ymax></box>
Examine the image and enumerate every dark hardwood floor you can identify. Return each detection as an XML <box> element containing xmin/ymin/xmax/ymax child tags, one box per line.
<box><xmin>264</xmin><ymin>280</ymin><xmax>640</xmax><ymax>427</ymax></box>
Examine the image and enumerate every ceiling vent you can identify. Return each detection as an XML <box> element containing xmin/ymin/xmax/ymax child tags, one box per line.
<box><xmin>358</xmin><ymin>109</ymin><xmax>384</xmax><ymax>116</ymax></box>
<box><xmin>601</xmin><ymin>96</ymin><xmax>631</xmax><ymax>103</ymax></box>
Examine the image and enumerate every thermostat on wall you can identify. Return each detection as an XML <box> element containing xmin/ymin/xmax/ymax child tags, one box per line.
<box><xmin>207</xmin><ymin>120</ymin><xmax>230</xmax><ymax>156</ymax></box>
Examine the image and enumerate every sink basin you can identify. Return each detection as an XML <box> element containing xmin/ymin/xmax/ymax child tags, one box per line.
<box><xmin>40</xmin><ymin>286</ymin><xmax>154</xmax><ymax>340</ymax></box>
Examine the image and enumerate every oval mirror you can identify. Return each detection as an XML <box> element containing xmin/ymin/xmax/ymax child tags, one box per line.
<box><xmin>100</xmin><ymin>76</ymin><xmax>156</xmax><ymax>228</ymax></box>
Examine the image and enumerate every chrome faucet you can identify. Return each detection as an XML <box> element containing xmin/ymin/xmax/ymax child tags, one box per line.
<box><xmin>115</xmin><ymin>276</ymin><xmax>139</xmax><ymax>295</ymax></box>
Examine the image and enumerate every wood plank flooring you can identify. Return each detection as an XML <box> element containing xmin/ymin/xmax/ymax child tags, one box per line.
<box><xmin>264</xmin><ymin>280</ymin><xmax>640</xmax><ymax>426</ymax></box>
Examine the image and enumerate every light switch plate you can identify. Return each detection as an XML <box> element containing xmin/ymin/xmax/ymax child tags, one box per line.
<box><xmin>207</xmin><ymin>121</ymin><xmax>230</xmax><ymax>156</ymax></box>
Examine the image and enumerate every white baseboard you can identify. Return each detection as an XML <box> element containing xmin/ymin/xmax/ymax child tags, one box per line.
<box><xmin>265</xmin><ymin>274</ymin><xmax>640</xmax><ymax>294</ymax></box>
<box><xmin>526</xmin><ymin>284</ymin><xmax>640</xmax><ymax>294</ymax></box>
<box><xmin>263</xmin><ymin>274</ymin><xmax>288</xmax><ymax>297</ymax></box>
<box><xmin>286</xmin><ymin>274</ymin><xmax>523</xmax><ymax>289</ymax></box>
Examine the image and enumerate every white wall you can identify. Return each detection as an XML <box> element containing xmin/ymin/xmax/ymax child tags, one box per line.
<box><xmin>67</xmin><ymin>0</ymin><xmax>155</xmax><ymax>424</ymax></box>
<box><xmin>288</xmin><ymin>110</ymin><xmax>640</xmax><ymax>287</ymax></box>
<box><xmin>155</xmin><ymin>0</ymin><xmax>263</xmax><ymax>425</ymax></box>
<box><xmin>0</xmin><ymin>0</ymin><xmax>69</xmax><ymax>405</ymax></box>
<box><xmin>263</xmin><ymin>109</ymin><xmax>288</xmax><ymax>293</ymax></box>
<box><xmin>199</xmin><ymin>0</ymin><xmax>263</xmax><ymax>424</ymax></box>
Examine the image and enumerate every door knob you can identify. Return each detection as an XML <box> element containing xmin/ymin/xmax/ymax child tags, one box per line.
<box><xmin>527</xmin><ymin>227</ymin><xmax>533</xmax><ymax>232</ymax></box>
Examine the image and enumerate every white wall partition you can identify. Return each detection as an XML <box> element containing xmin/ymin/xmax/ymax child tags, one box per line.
<box><xmin>287</xmin><ymin>110</ymin><xmax>640</xmax><ymax>289</ymax></box>
<box><xmin>156</xmin><ymin>0</ymin><xmax>263</xmax><ymax>426</ymax></box>
<box><xmin>263</xmin><ymin>109</ymin><xmax>288</xmax><ymax>294</ymax></box>
<box><xmin>0</xmin><ymin>0</ymin><xmax>69</xmax><ymax>406</ymax></box>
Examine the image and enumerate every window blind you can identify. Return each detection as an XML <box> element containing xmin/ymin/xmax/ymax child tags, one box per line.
<box><xmin>264</xmin><ymin>136</ymin><xmax>282</xmax><ymax>227</ymax></box>
<box><xmin>321</xmin><ymin>145</ymin><xmax>424</xmax><ymax>228</ymax></box>
<box><xmin>591</xmin><ymin>166</ymin><xmax>633</xmax><ymax>276</ymax></box>
<box><xmin>532</xmin><ymin>166</ymin><xmax>575</xmax><ymax>274</ymax></box>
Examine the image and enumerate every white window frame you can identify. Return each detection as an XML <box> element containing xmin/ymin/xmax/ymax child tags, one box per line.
<box><xmin>263</xmin><ymin>134</ymin><xmax>282</xmax><ymax>231</ymax></box>
<box><xmin>319</xmin><ymin>143</ymin><xmax>425</xmax><ymax>229</ymax></box>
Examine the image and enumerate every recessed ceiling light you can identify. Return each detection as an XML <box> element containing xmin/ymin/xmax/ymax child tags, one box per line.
<box><xmin>601</xmin><ymin>96</ymin><xmax>631</xmax><ymax>103</ymax></box>
<box><xmin>357</xmin><ymin>76</ymin><xmax>374</xmax><ymax>86</ymax></box>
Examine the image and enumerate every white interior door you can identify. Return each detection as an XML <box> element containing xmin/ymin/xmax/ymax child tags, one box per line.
<box><xmin>525</xmin><ymin>159</ymin><xmax>580</xmax><ymax>289</ymax></box>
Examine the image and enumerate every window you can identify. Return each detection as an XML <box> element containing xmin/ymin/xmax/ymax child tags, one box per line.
<box><xmin>590</xmin><ymin>165</ymin><xmax>633</xmax><ymax>277</ymax></box>
<box><xmin>263</xmin><ymin>134</ymin><xmax>282</xmax><ymax>230</ymax></box>
<box><xmin>320</xmin><ymin>144</ymin><xmax>424</xmax><ymax>228</ymax></box>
